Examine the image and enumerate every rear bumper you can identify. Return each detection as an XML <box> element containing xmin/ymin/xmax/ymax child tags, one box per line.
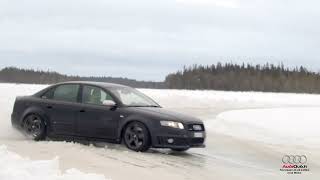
<box><xmin>11</xmin><ymin>113</ymin><xmax>19</xmax><ymax>128</ymax></box>
<box><xmin>11</xmin><ymin>112</ymin><xmax>23</xmax><ymax>131</ymax></box>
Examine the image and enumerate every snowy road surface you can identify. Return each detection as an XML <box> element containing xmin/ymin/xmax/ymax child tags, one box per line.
<box><xmin>0</xmin><ymin>83</ymin><xmax>319</xmax><ymax>180</ymax></box>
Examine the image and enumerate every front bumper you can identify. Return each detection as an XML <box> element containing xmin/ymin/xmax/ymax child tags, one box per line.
<box><xmin>152</xmin><ymin>123</ymin><xmax>206</xmax><ymax>149</ymax></box>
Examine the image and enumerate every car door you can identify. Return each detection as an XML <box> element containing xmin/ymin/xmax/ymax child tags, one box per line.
<box><xmin>76</xmin><ymin>85</ymin><xmax>120</xmax><ymax>139</ymax></box>
<box><xmin>41</xmin><ymin>84</ymin><xmax>81</xmax><ymax>136</ymax></box>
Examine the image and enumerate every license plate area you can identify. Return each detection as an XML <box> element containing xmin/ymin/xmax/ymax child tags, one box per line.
<box><xmin>193</xmin><ymin>132</ymin><xmax>204</xmax><ymax>138</ymax></box>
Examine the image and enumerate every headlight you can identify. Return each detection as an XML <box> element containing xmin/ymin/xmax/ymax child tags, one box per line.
<box><xmin>160</xmin><ymin>121</ymin><xmax>184</xmax><ymax>129</ymax></box>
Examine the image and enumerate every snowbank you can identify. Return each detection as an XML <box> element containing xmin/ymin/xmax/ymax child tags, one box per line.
<box><xmin>142</xmin><ymin>88</ymin><xmax>320</xmax><ymax>107</ymax></box>
<box><xmin>209</xmin><ymin>107</ymin><xmax>320</xmax><ymax>148</ymax></box>
<box><xmin>0</xmin><ymin>145</ymin><xmax>107</xmax><ymax>180</ymax></box>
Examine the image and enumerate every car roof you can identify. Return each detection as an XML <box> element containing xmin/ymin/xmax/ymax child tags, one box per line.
<box><xmin>54</xmin><ymin>81</ymin><xmax>130</xmax><ymax>88</ymax></box>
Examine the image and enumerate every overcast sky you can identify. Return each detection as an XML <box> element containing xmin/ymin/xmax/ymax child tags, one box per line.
<box><xmin>0</xmin><ymin>0</ymin><xmax>319</xmax><ymax>81</ymax></box>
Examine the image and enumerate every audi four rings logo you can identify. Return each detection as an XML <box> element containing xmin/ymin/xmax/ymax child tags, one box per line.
<box><xmin>282</xmin><ymin>155</ymin><xmax>307</xmax><ymax>164</ymax></box>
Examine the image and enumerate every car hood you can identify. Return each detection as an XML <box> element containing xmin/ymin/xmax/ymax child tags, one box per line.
<box><xmin>128</xmin><ymin>107</ymin><xmax>203</xmax><ymax>124</ymax></box>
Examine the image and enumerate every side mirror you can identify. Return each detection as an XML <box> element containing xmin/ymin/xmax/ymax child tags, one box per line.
<box><xmin>102</xmin><ymin>100</ymin><xmax>117</xmax><ymax>107</ymax></box>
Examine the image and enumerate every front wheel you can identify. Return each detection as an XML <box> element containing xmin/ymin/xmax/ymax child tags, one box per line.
<box><xmin>23</xmin><ymin>114</ymin><xmax>46</xmax><ymax>141</ymax></box>
<box><xmin>123</xmin><ymin>122</ymin><xmax>151</xmax><ymax>152</ymax></box>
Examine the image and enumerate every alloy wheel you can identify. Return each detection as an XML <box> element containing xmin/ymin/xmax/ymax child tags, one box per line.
<box><xmin>24</xmin><ymin>114</ymin><xmax>44</xmax><ymax>139</ymax></box>
<box><xmin>124</xmin><ymin>122</ymin><xmax>150</xmax><ymax>151</ymax></box>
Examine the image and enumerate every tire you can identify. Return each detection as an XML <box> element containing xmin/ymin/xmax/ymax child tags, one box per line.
<box><xmin>23</xmin><ymin>114</ymin><xmax>46</xmax><ymax>141</ymax></box>
<box><xmin>123</xmin><ymin>121</ymin><xmax>151</xmax><ymax>152</ymax></box>
<box><xmin>171</xmin><ymin>148</ymin><xmax>189</xmax><ymax>152</ymax></box>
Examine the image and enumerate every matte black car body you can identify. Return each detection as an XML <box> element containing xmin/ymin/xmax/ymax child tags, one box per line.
<box><xmin>11</xmin><ymin>81</ymin><xmax>206</xmax><ymax>151</ymax></box>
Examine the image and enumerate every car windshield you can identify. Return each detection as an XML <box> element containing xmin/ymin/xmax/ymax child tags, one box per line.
<box><xmin>109</xmin><ymin>87</ymin><xmax>159</xmax><ymax>107</ymax></box>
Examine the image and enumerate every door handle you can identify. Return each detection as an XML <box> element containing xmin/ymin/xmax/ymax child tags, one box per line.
<box><xmin>79</xmin><ymin>109</ymin><xmax>85</xmax><ymax>113</ymax></box>
<box><xmin>46</xmin><ymin>105</ymin><xmax>53</xmax><ymax>109</ymax></box>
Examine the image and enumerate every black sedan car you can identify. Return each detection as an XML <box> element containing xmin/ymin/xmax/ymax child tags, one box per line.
<box><xmin>11</xmin><ymin>81</ymin><xmax>206</xmax><ymax>152</ymax></box>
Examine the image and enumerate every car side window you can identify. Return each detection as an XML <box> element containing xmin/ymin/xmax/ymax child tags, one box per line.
<box><xmin>52</xmin><ymin>84</ymin><xmax>80</xmax><ymax>103</ymax></box>
<box><xmin>82</xmin><ymin>85</ymin><xmax>113</xmax><ymax>105</ymax></box>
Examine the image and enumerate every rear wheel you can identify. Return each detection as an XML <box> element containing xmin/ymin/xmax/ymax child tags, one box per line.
<box><xmin>171</xmin><ymin>148</ymin><xmax>189</xmax><ymax>152</ymax></box>
<box><xmin>123</xmin><ymin>122</ymin><xmax>150</xmax><ymax>152</ymax></box>
<box><xmin>23</xmin><ymin>114</ymin><xmax>46</xmax><ymax>141</ymax></box>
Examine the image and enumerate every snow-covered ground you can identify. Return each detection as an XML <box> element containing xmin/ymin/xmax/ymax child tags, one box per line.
<box><xmin>210</xmin><ymin>108</ymin><xmax>320</xmax><ymax>148</ymax></box>
<box><xmin>0</xmin><ymin>145</ymin><xmax>106</xmax><ymax>180</ymax></box>
<box><xmin>0</xmin><ymin>83</ymin><xmax>320</xmax><ymax>180</ymax></box>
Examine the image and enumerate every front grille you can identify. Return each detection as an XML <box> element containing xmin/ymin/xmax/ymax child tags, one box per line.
<box><xmin>187</xmin><ymin>124</ymin><xmax>205</xmax><ymax>131</ymax></box>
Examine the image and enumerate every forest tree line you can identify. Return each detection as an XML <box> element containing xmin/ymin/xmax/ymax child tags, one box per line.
<box><xmin>2</xmin><ymin>63</ymin><xmax>320</xmax><ymax>93</ymax></box>
<box><xmin>0</xmin><ymin>67</ymin><xmax>165</xmax><ymax>88</ymax></box>
<box><xmin>164</xmin><ymin>63</ymin><xmax>320</xmax><ymax>93</ymax></box>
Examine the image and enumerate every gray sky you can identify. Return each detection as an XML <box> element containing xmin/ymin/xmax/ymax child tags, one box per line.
<box><xmin>0</xmin><ymin>0</ymin><xmax>319</xmax><ymax>81</ymax></box>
